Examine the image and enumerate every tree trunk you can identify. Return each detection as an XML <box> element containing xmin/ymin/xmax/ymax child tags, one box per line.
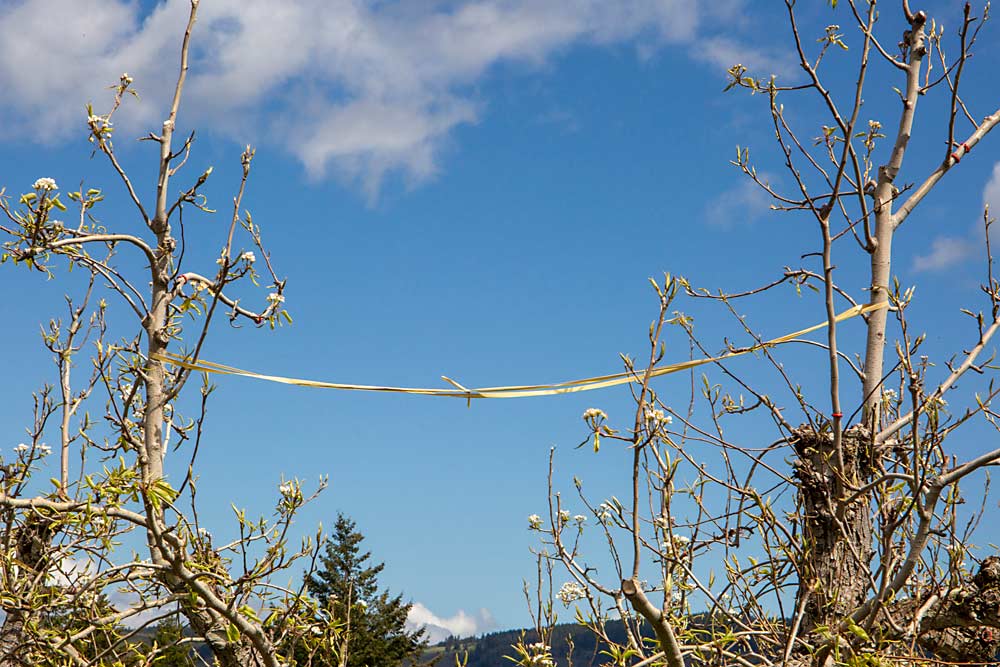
<box><xmin>894</xmin><ymin>556</ymin><xmax>1000</xmax><ymax>662</ymax></box>
<box><xmin>792</xmin><ymin>426</ymin><xmax>874</xmax><ymax>633</ymax></box>
<box><xmin>0</xmin><ymin>516</ymin><xmax>54</xmax><ymax>666</ymax></box>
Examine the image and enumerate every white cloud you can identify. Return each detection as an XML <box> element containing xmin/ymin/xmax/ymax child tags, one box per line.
<box><xmin>912</xmin><ymin>161</ymin><xmax>1000</xmax><ymax>272</ymax></box>
<box><xmin>704</xmin><ymin>175</ymin><xmax>776</xmax><ymax>227</ymax></box>
<box><xmin>694</xmin><ymin>35</ymin><xmax>794</xmax><ymax>75</ymax></box>
<box><xmin>985</xmin><ymin>161</ymin><xmax>1000</xmax><ymax>212</ymax></box>
<box><xmin>913</xmin><ymin>235</ymin><xmax>977</xmax><ymax>272</ymax></box>
<box><xmin>407</xmin><ymin>602</ymin><xmax>495</xmax><ymax>644</ymax></box>
<box><xmin>0</xmin><ymin>0</ymin><xmax>781</xmax><ymax>197</ymax></box>
<box><xmin>47</xmin><ymin>555</ymin><xmax>94</xmax><ymax>588</ymax></box>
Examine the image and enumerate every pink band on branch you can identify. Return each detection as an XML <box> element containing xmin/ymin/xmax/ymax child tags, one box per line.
<box><xmin>951</xmin><ymin>142</ymin><xmax>971</xmax><ymax>163</ymax></box>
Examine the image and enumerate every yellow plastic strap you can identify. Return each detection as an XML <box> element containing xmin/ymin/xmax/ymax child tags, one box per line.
<box><xmin>153</xmin><ymin>302</ymin><xmax>887</xmax><ymax>400</ymax></box>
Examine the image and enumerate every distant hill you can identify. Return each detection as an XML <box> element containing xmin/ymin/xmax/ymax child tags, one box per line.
<box><xmin>414</xmin><ymin>619</ymin><xmax>655</xmax><ymax>667</ymax></box>
<box><xmin>133</xmin><ymin>616</ymin><xmax>683</xmax><ymax>666</ymax></box>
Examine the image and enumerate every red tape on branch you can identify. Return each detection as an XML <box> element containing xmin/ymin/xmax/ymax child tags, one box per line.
<box><xmin>951</xmin><ymin>142</ymin><xmax>971</xmax><ymax>163</ymax></box>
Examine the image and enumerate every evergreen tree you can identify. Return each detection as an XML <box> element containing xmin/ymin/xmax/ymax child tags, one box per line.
<box><xmin>147</xmin><ymin>615</ymin><xmax>195</xmax><ymax>666</ymax></box>
<box><xmin>306</xmin><ymin>514</ymin><xmax>425</xmax><ymax>667</ymax></box>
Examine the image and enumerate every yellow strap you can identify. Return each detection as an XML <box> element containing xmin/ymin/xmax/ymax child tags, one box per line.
<box><xmin>153</xmin><ymin>302</ymin><xmax>887</xmax><ymax>400</ymax></box>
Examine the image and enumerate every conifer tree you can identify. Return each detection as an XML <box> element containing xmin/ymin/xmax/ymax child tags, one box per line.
<box><xmin>306</xmin><ymin>515</ymin><xmax>425</xmax><ymax>667</ymax></box>
<box><xmin>147</xmin><ymin>616</ymin><xmax>195</xmax><ymax>667</ymax></box>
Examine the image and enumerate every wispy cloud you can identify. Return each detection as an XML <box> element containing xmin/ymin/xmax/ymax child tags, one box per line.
<box><xmin>694</xmin><ymin>35</ymin><xmax>794</xmax><ymax>75</ymax></box>
<box><xmin>0</xmin><ymin>1</ymin><xmax>783</xmax><ymax>198</ymax></box>
<box><xmin>407</xmin><ymin>602</ymin><xmax>495</xmax><ymax>644</ymax></box>
<box><xmin>704</xmin><ymin>175</ymin><xmax>776</xmax><ymax>227</ymax></box>
<box><xmin>912</xmin><ymin>162</ymin><xmax>1000</xmax><ymax>271</ymax></box>
<box><xmin>913</xmin><ymin>236</ymin><xmax>979</xmax><ymax>272</ymax></box>
<box><xmin>986</xmin><ymin>161</ymin><xmax>1000</xmax><ymax>213</ymax></box>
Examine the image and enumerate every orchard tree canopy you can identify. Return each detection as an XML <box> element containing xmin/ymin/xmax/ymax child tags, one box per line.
<box><xmin>0</xmin><ymin>1</ymin><xmax>998</xmax><ymax>667</ymax></box>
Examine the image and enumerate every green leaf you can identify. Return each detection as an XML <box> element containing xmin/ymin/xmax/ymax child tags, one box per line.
<box><xmin>239</xmin><ymin>605</ymin><xmax>261</xmax><ymax>622</ymax></box>
<box><xmin>846</xmin><ymin>617</ymin><xmax>870</xmax><ymax>642</ymax></box>
<box><xmin>147</xmin><ymin>478</ymin><xmax>179</xmax><ymax>509</ymax></box>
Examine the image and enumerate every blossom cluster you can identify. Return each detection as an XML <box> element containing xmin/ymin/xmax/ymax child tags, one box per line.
<box><xmin>524</xmin><ymin>643</ymin><xmax>554</xmax><ymax>667</ymax></box>
<box><xmin>33</xmin><ymin>177</ymin><xmax>58</xmax><ymax>191</ymax></box>
<box><xmin>645</xmin><ymin>408</ymin><xmax>673</xmax><ymax>427</ymax></box>
<box><xmin>927</xmin><ymin>395</ymin><xmax>948</xmax><ymax>409</ymax></box>
<box><xmin>661</xmin><ymin>533</ymin><xmax>691</xmax><ymax>553</ymax></box>
<box><xmin>557</xmin><ymin>581</ymin><xmax>586</xmax><ymax>606</ymax></box>
<box><xmin>12</xmin><ymin>443</ymin><xmax>51</xmax><ymax>457</ymax></box>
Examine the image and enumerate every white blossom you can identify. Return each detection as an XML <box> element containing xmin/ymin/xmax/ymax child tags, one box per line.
<box><xmin>524</xmin><ymin>643</ymin><xmax>554</xmax><ymax>667</ymax></box>
<box><xmin>662</xmin><ymin>533</ymin><xmax>691</xmax><ymax>554</ymax></box>
<box><xmin>37</xmin><ymin>444</ymin><xmax>51</xmax><ymax>456</ymax></box>
<box><xmin>527</xmin><ymin>514</ymin><xmax>543</xmax><ymax>530</ymax></box>
<box><xmin>120</xmin><ymin>72</ymin><xmax>133</xmax><ymax>85</ymax></box>
<box><xmin>267</xmin><ymin>292</ymin><xmax>285</xmax><ymax>304</ymax></box>
<box><xmin>279</xmin><ymin>482</ymin><xmax>295</xmax><ymax>496</ymax></box>
<box><xmin>33</xmin><ymin>178</ymin><xmax>57</xmax><ymax>191</ymax></box>
<box><xmin>12</xmin><ymin>443</ymin><xmax>29</xmax><ymax>454</ymax></box>
<box><xmin>559</xmin><ymin>510</ymin><xmax>570</xmax><ymax>524</ymax></box>
<box><xmin>557</xmin><ymin>581</ymin><xmax>586</xmax><ymax>606</ymax></box>
<box><xmin>645</xmin><ymin>408</ymin><xmax>673</xmax><ymax>426</ymax></box>
<box><xmin>582</xmin><ymin>408</ymin><xmax>607</xmax><ymax>421</ymax></box>
<box><xmin>241</xmin><ymin>251</ymin><xmax>256</xmax><ymax>264</ymax></box>
<box><xmin>573</xmin><ymin>514</ymin><xmax>586</xmax><ymax>525</ymax></box>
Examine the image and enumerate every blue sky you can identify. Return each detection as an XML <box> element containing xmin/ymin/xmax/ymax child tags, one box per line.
<box><xmin>2</xmin><ymin>0</ymin><xmax>1000</xmax><ymax>640</ymax></box>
